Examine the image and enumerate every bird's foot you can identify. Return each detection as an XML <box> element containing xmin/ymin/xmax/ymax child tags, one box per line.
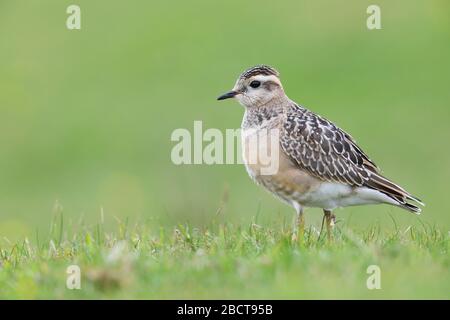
<box><xmin>324</xmin><ymin>211</ymin><xmax>336</xmax><ymax>242</ymax></box>
<box><xmin>291</xmin><ymin>232</ymin><xmax>298</xmax><ymax>243</ymax></box>
<box><xmin>291</xmin><ymin>213</ymin><xmax>305</xmax><ymax>245</ymax></box>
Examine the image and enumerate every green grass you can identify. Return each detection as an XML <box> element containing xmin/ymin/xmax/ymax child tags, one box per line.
<box><xmin>0</xmin><ymin>216</ymin><xmax>448</xmax><ymax>299</ymax></box>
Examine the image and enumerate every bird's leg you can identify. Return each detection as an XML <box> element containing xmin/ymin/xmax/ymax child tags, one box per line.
<box><xmin>291</xmin><ymin>203</ymin><xmax>304</xmax><ymax>244</ymax></box>
<box><xmin>323</xmin><ymin>209</ymin><xmax>336</xmax><ymax>241</ymax></box>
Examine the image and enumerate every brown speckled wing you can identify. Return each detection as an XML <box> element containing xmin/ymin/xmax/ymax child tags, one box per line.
<box><xmin>280</xmin><ymin>104</ymin><xmax>378</xmax><ymax>186</ymax></box>
<box><xmin>280</xmin><ymin>104</ymin><xmax>423</xmax><ymax>212</ymax></box>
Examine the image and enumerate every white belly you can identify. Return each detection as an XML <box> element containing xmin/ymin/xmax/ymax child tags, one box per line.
<box><xmin>299</xmin><ymin>182</ymin><xmax>397</xmax><ymax>210</ymax></box>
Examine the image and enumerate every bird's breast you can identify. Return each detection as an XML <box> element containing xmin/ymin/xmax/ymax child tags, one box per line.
<box><xmin>241</xmin><ymin>126</ymin><xmax>280</xmax><ymax>178</ymax></box>
<box><xmin>241</xmin><ymin>126</ymin><xmax>323</xmax><ymax>205</ymax></box>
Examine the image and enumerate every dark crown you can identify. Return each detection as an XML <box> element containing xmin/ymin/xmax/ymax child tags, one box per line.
<box><xmin>239</xmin><ymin>65</ymin><xmax>280</xmax><ymax>80</ymax></box>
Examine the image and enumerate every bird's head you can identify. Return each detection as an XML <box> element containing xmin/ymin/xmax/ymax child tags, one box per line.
<box><xmin>217</xmin><ymin>65</ymin><xmax>286</xmax><ymax>108</ymax></box>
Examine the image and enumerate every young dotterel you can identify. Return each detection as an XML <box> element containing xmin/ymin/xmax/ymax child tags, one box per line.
<box><xmin>217</xmin><ymin>65</ymin><xmax>423</xmax><ymax>240</ymax></box>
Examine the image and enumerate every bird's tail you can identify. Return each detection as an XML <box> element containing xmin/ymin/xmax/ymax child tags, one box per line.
<box><xmin>397</xmin><ymin>202</ymin><xmax>422</xmax><ymax>214</ymax></box>
<box><xmin>365</xmin><ymin>173</ymin><xmax>424</xmax><ymax>214</ymax></box>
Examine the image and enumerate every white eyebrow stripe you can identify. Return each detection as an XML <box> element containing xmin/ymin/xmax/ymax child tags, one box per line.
<box><xmin>250</xmin><ymin>75</ymin><xmax>282</xmax><ymax>86</ymax></box>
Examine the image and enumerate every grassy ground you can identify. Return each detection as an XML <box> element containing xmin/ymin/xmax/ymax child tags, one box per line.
<box><xmin>0</xmin><ymin>216</ymin><xmax>448</xmax><ymax>299</ymax></box>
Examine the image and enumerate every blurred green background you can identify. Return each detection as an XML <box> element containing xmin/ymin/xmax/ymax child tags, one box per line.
<box><xmin>0</xmin><ymin>0</ymin><xmax>449</xmax><ymax>241</ymax></box>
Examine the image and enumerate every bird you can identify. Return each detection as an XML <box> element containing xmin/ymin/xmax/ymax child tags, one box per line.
<box><xmin>217</xmin><ymin>65</ymin><xmax>424</xmax><ymax>240</ymax></box>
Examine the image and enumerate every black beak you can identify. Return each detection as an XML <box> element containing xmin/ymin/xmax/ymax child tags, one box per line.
<box><xmin>217</xmin><ymin>91</ymin><xmax>238</xmax><ymax>101</ymax></box>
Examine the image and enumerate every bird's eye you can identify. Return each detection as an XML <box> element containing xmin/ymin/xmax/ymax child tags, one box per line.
<box><xmin>249</xmin><ymin>80</ymin><xmax>261</xmax><ymax>88</ymax></box>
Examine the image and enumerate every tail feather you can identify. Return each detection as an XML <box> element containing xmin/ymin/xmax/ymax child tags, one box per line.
<box><xmin>406</xmin><ymin>194</ymin><xmax>425</xmax><ymax>207</ymax></box>
<box><xmin>397</xmin><ymin>202</ymin><xmax>422</xmax><ymax>214</ymax></box>
<box><xmin>365</xmin><ymin>173</ymin><xmax>424</xmax><ymax>214</ymax></box>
